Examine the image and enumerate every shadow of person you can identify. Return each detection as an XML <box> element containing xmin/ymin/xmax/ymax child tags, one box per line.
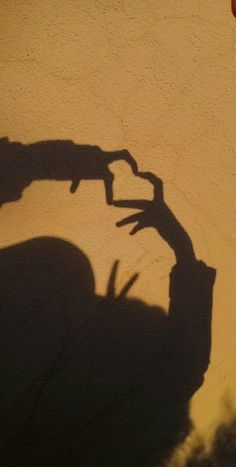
<box><xmin>0</xmin><ymin>202</ymin><xmax>216</xmax><ymax>466</ymax></box>
<box><xmin>0</xmin><ymin>137</ymin><xmax>138</xmax><ymax>207</ymax></box>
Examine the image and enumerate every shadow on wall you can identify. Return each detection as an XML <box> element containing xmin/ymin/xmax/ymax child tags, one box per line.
<box><xmin>0</xmin><ymin>138</ymin><xmax>216</xmax><ymax>466</ymax></box>
<box><xmin>0</xmin><ymin>137</ymin><xmax>138</xmax><ymax>207</ymax></box>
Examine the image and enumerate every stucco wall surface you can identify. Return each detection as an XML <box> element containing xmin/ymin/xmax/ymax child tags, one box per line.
<box><xmin>0</xmin><ymin>0</ymin><xmax>235</xmax><ymax>439</ymax></box>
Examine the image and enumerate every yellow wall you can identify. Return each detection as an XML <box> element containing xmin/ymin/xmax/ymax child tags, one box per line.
<box><xmin>1</xmin><ymin>0</ymin><xmax>235</xmax><ymax>439</ymax></box>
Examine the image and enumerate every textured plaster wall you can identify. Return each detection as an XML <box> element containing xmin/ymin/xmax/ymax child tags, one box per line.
<box><xmin>0</xmin><ymin>0</ymin><xmax>235</xmax><ymax>438</ymax></box>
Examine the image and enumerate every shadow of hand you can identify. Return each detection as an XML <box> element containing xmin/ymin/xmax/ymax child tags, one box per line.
<box><xmin>113</xmin><ymin>171</ymin><xmax>164</xmax><ymax>235</ymax></box>
<box><xmin>113</xmin><ymin>171</ymin><xmax>195</xmax><ymax>262</ymax></box>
